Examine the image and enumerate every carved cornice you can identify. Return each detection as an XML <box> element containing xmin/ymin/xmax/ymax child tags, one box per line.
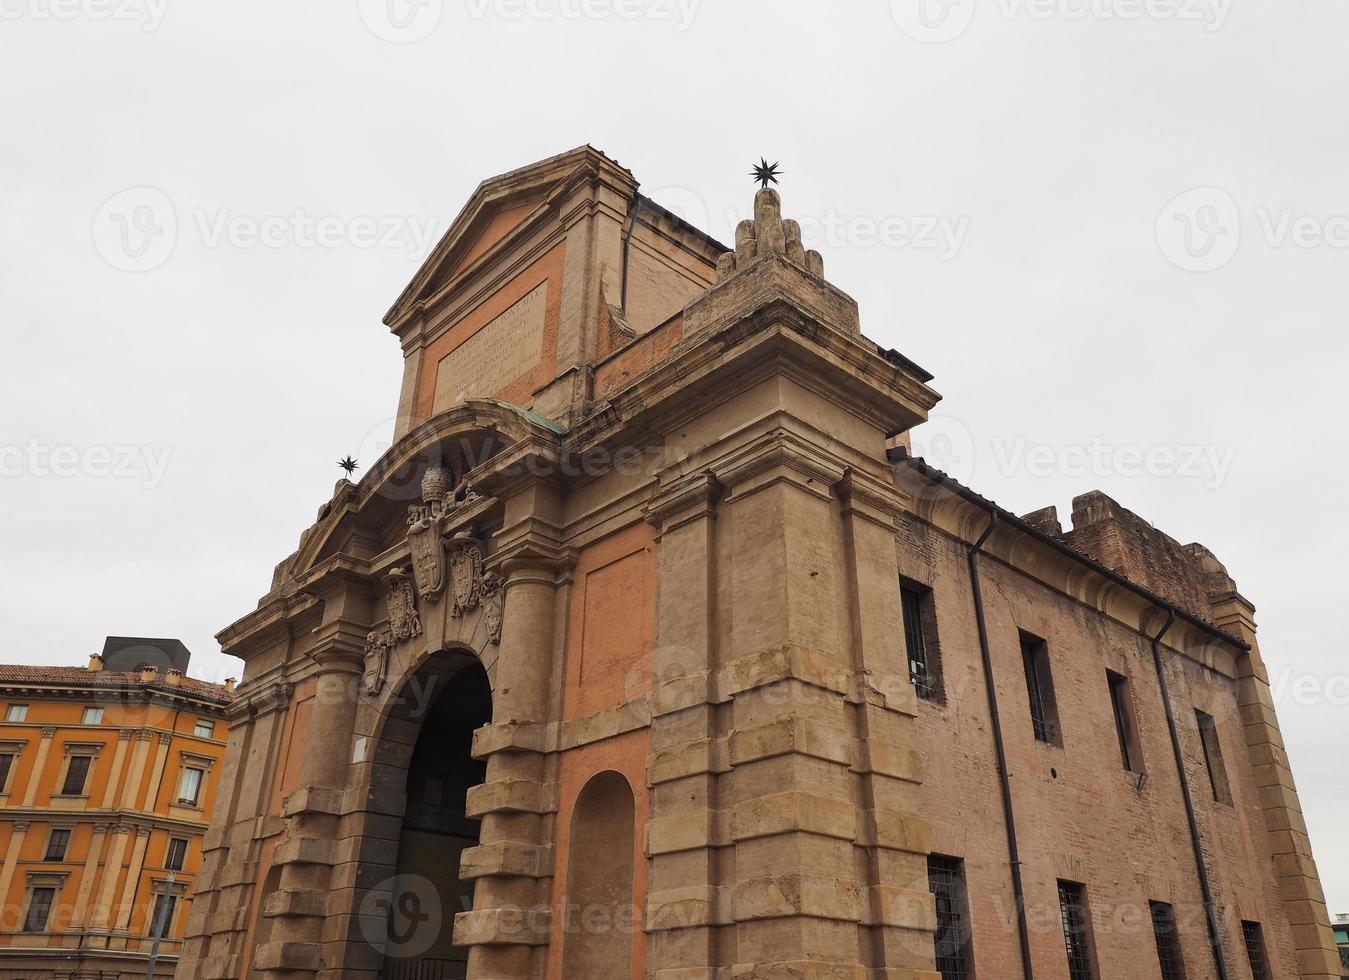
<box><xmin>644</xmin><ymin>471</ymin><xmax>723</xmax><ymax>536</ymax></box>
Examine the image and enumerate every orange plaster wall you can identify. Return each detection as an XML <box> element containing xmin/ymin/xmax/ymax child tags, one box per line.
<box><xmin>561</xmin><ymin>522</ymin><xmax>656</xmax><ymax>721</ymax></box>
<box><xmin>411</xmin><ymin>241</ymin><xmax>566</xmax><ymax>426</ymax></box>
<box><xmin>545</xmin><ymin>728</ymin><xmax>651</xmax><ymax>980</ymax></box>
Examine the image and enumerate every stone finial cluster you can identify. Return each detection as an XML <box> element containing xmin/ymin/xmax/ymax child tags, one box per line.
<box><xmin>716</xmin><ymin>187</ymin><xmax>825</xmax><ymax>282</ymax></box>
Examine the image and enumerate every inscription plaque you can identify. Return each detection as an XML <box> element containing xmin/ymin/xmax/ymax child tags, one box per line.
<box><xmin>434</xmin><ymin>281</ymin><xmax>547</xmax><ymax>410</ymax></box>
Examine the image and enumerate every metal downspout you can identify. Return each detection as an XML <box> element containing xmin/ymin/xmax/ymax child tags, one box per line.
<box><xmin>966</xmin><ymin>513</ymin><xmax>1036</xmax><ymax>980</ymax></box>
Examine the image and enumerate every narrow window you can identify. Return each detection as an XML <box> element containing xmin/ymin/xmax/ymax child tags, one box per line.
<box><xmin>1057</xmin><ymin>880</ymin><xmax>1096</xmax><ymax>980</ymax></box>
<box><xmin>177</xmin><ymin>765</ymin><xmax>204</xmax><ymax>805</ymax></box>
<box><xmin>193</xmin><ymin>719</ymin><xmax>214</xmax><ymax>738</ymax></box>
<box><xmin>0</xmin><ymin>752</ymin><xmax>14</xmax><ymax>792</ymax></box>
<box><xmin>1242</xmin><ymin>921</ymin><xmax>1270</xmax><ymax>980</ymax></box>
<box><xmin>1107</xmin><ymin>671</ymin><xmax>1143</xmax><ymax>772</ymax></box>
<box><xmin>1195</xmin><ymin>711</ymin><xmax>1232</xmax><ymax>804</ymax></box>
<box><xmin>44</xmin><ymin>829</ymin><xmax>71</xmax><ymax>862</ymax></box>
<box><xmin>1021</xmin><ymin>632</ymin><xmax>1061</xmax><ymax>744</ymax></box>
<box><xmin>61</xmin><ymin>756</ymin><xmax>92</xmax><ymax>796</ymax></box>
<box><xmin>23</xmin><ymin>886</ymin><xmax>56</xmax><ymax>932</ymax></box>
<box><xmin>82</xmin><ymin>706</ymin><xmax>104</xmax><ymax>725</ymax></box>
<box><xmin>150</xmin><ymin>892</ymin><xmax>178</xmax><ymax>938</ymax></box>
<box><xmin>165</xmin><ymin>837</ymin><xmax>188</xmax><ymax>871</ymax></box>
<box><xmin>927</xmin><ymin>855</ymin><xmax>974</xmax><ymax>980</ymax></box>
<box><xmin>1150</xmin><ymin>901</ymin><xmax>1187</xmax><ymax>980</ymax></box>
<box><xmin>902</xmin><ymin>583</ymin><xmax>941</xmax><ymax>701</ymax></box>
<box><xmin>6</xmin><ymin>704</ymin><xmax>28</xmax><ymax>722</ymax></box>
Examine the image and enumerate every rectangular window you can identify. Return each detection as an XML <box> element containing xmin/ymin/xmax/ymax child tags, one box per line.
<box><xmin>1150</xmin><ymin>901</ymin><xmax>1187</xmax><ymax>980</ymax></box>
<box><xmin>1195</xmin><ymin>711</ymin><xmax>1232</xmax><ymax>804</ymax></box>
<box><xmin>1057</xmin><ymin>880</ymin><xmax>1096</xmax><ymax>980</ymax></box>
<box><xmin>165</xmin><ymin>837</ymin><xmax>188</xmax><ymax>871</ymax></box>
<box><xmin>82</xmin><ymin>706</ymin><xmax>104</xmax><ymax>725</ymax></box>
<box><xmin>61</xmin><ymin>755</ymin><xmax>92</xmax><ymax>796</ymax></box>
<box><xmin>1022</xmin><ymin>632</ymin><xmax>1061</xmax><ymax>744</ymax></box>
<box><xmin>177</xmin><ymin>766</ymin><xmax>204</xmax><ymax>805</ymax></box>
<box><xmin>1242</xmin><ymin>921</ymin><xmax>1270</xmax><ymax>980</ymax></box>
<box><xmin>927</xmin><ymin>855</ymin><xmax>973</xmax><ymax>980</ymax></box>
<box><xmin>23</xmin><ymin>886</ymin><xmax>56</xmax><ymax>932</ymax></box>
<box><xmin>44</xmin><ymin>829</ymin><xmax>71</xmax><ymax>862</ymax></box>
<box><xmin>0</xmin><ymin>752</ymin><xmax>14</xmax><ymax>791</ymax></box>
<box><xmin>902</xmin><ymin>583</ymin><xmax>941</xmax><ymax>701</ymax></box>
<box><xmin>149</xmin><ymin>892</ymin><xmax>178</xmax><ymax>938</ymax></box>
<box><xmin>6</xmin><ymin>704</ymin><xmax>28</xmax><ymax>722</ymax></box>
<box><xmin>193</xmin><ymin>719</ymin><xmax>214</xmax><ymax>738</ymax></box>
<box><xmin>1107</xmin><ymin>671</ymin><xmax>1143</xmax><ymax>772</ymax></box>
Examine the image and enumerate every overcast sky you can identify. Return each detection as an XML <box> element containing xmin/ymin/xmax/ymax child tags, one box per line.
<box><xmin>2</xmin><ymin>0</ymin><xmax>1345</xmax><ymax>912</ymax></box>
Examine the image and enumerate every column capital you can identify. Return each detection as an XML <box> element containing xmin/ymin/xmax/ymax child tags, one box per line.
<box><xmin>41</xmin><ymin>726</ymin><xmax>58</xmax><ymax>738</ymax></box>
<box><xmin>645</xmin><ymin>471</ymin><xmax>723</xmax><ymax>534</ymax></box>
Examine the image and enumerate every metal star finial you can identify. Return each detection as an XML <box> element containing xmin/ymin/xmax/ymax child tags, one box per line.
<box><xmin>338</xmin><ymin>456</ymin><xmax>359</xmax><ymax>478</ymax></box>
<box><xmin>750</xmin><ymin>157</ymin><xmax>783</xmax><ymax>190</ymax></box>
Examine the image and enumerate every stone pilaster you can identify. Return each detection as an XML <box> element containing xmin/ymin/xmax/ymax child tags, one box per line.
<box><xmin>99</xmin><ymin>730</ymin><xmax>134</xmax><ymax>809</ymax></box>
<box><xmin>120</xmin><ymin>731</ymin><xmax>155</xmax><ymax>809</ymax></box>
<box><xmin>456</xmin><ymin>490</ymin><xmax>571</xmax><ymax>980</ymax></box>
<box><xmin>1212</xmin><ymin>592</ymin><xmax>1342</xmax><ymax>979</ymax></box>
<box><xmin>644</xmin><ymin>471</ymin><xmax>725</xmax><ymax>980</ymax></box>
<box><xmin>20</xmin><ymin>727</ymin><xmax>57</xmax><ymax>806</ymax></box>
<box><xmin>90</xmin><ymin>823</ymin><xmax>132</xmax><ymax>930</ymax></box>
<box><xmin>113</xmin><ymin>826</ymin><xmax>154</xmax><ymax>932</ymax></box>
<box><xmin>69</xmin><ymin>822</ymin><xmax>110</xmax><ymax>929</ymax></box>
<box><xmin>254</xmin><ymin>625</ymin><xmax>367</xmax><ymax>978</ymax></box>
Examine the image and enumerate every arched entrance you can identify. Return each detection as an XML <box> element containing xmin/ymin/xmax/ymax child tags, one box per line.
<box><xmin>380</xmin><ymin>655</ymin><xmax>491</xmax><ymax>980</ymax></box>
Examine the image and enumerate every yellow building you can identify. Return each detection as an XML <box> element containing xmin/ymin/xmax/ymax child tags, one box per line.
<box><xmin>0</xmin><ymin>637</ymin><xmax>233</xmax><ymax>979</ymax></box>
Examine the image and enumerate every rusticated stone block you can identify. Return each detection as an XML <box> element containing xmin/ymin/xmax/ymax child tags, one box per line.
<box><xmin>732</xmin><ymin>873</ymin><xmax>863</xmax><ymax>923</ymax></box>
<box><xmin>452</xmin><ymin>906</ymin><xmax>551</xmax><ymax>946</ymax></box>
<box><xmin>458</xmin><ymin>841</ymin><xmax>551</xmax><ymax>879</ymax></box>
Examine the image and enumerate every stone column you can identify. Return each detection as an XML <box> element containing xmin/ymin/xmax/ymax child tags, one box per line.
<box><xmin>21</xmin><ymin>727</ymin><xmax>57</xmax><ymax>806</ymax></box>
<box><xmin>120</xmin><ymin>731</ymin><xmax>155</xmax><ymax>809</ymax></box>
<box><xmin>113</xmin><ymin>826</ymin><xmax>153</xmax><ymax>933</ymax></box>
<box><xmin>99</xmin><ymin>731</ymin><xmax>134</xmax><ymax>809</ymax></box>
<box><xmin>91</xmin><ymin>824</ymin><xmax>132</xmax><ymax>930</ymax></box>
<box><xmin>643</xmin><ymin>471</ymin><xmax>725</xmax><ymax>980</ymax></box>
<box><xmin>456</xmin><ymin>505</ymin><xmax>570</xmax><ymax>980</ymax></box>
<box><xmin>253</xmin><ymin>601</ymin><xmax>369</xmax><ymax>978</ymax></box>
<box><xmin>0</xmin><ymin>820</ymin><xmax>29</xmax><ymax>921</ymax></box>
<box><xmin>69</xmin><ymin>823</ymin><xmax>110</xmax><ymax>929</ymax></box>
<box><xmin>1212</xmin><ymin>592</ymin><xmax>1343</xmax><ymax>979</ymax></box>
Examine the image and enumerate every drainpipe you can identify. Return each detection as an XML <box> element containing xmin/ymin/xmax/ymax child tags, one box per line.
<box><xmin>619</xmin><ymin>193</ymin><xmax>640</xmax><ymax>314</ymax></box>
<box><xmin>966</xmin><ymin>513</ymin><xmax>1035</xmax><ymax>980</ymax></box>
<box><xmin>1148</xmin><ymin>610</ymin><xmax>1229</xmax><ymax>980</ymax></box>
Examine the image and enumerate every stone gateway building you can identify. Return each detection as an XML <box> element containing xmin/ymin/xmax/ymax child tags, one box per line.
<box><xmin>176</xmin><ymin>147</ymin><xmax>1341</xmax><ymax>980</ymax></box>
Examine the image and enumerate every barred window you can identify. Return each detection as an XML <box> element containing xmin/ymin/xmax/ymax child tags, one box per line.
<box><xmin>1242</xmin><ymin>920</ymin><xmax>1271</xmax><ymax>980</ymax></box>
<box><xmin>1057</xmin><ymin>880</ymin><xmax>1095</xmax><ymax>980</ymax></box>
<box><xmin>926</xmin><ymin>855</ymin><xmax>973</xmax><ymax>980</ymax></box>
<box><xmin>902</xmin><ymin>583</ymin><xmax>941</xmax><ymax>702</ymax></box>
<box><xmin>1149</xmin><ymin>901</ymin><xmax>1187</xmax><ymax>980</ymax></box>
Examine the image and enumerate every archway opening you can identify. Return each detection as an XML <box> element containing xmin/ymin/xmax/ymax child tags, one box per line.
<box><xmin>382</xmin><ymin>657</ymin><xmax>491</xmax><ymax>980</ymax></box>
<box><xmin>561</xmin><ymin>771</ymin><xmax>637</xmax><ymax>980</ymax></box>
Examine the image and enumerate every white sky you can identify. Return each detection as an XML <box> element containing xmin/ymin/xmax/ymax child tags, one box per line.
<box><xmin>2</xmin><ymin>0</ymin><xmax>1345</xmax><ymax>913</ymax></box>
